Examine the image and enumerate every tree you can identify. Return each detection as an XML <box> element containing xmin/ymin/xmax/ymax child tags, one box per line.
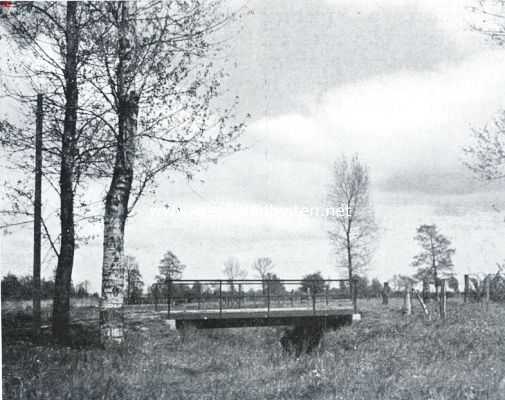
<box><xmin>75</xmin><ymin>280</ymin><xmax>91</xmax><ymax>298</ymax></box>
<box><xmin>353</xmin><ymin>275</ymin><xmax>370</xmax><ymax>299</ymax></box>
<box><xmin>191</xmin><ymin>281</ymin><xmax>204</xmax><ymax>301</ymax></box>
<box><xmin>1</xmin><ymin>274</ymin><xmax>22</xmax><ymax>300</ymax></box>
<box><xmin>465</xmin><ymin>5</ymin><xmax>505</xmax><ymax>185</ymax></box>
<box><xmin>411</xmin><ymin>224</ymin><xmax>455</xmax><ymax>297</ymax></box>
<box><xmin>223</xmin><ymin>257</ymin><xmax>247</xmax><ymax>292</ymax></box>
<box><xmin>370</xmin><ymin>278</ymin><xmax>383</xmax><ymax>298</ymax></box>
<box><xmin>252</xmin><ymin>257</ymin><xmax>273</xmax><ymax>278</ymax></box>
<box><xmin>124</xmin><ymin>256</ymin><xmax>144</xmax><ymax>304</ymax></box>
<box><xmin>464</xmin><ymin>114</ymin><xmax>505</xmax><ymax>181</ymax></box>
<box><xmin>158</xmin><ymin>251</ymin><xmax>186</xmax><ymax>281</ymax></box>
<box><xmin>264</xmin><ymin>272</ymin><xmax>285</xmax><ymax>295</ymax></box>
<box><xmin>328</xmin><ymin>154</ymin><xmax>378</xmax><ymax>282</ymax></box>
<box><xmin>300</xmin><ymin>272</ymin><xmax>326</xmax><ymax>295</ymax></box>
<box><xmin>396</xmin><ymin>274</ymin><xmax>417</xmax><ymax>290</ymax></box>
<box><xmin>447</xmin><ymin>275</ymin><xmax>459</xmax><ymax>293</ymax></box>
<box><xmin>89</xmin><ymin>1</ymin><xmax>245</xmax><ymax>344</ymax></box>
<box><xmin>252</xmin><ymin>257</ymin><xmax>273</xmax><ymax>294</ymax></box>
<box><xmin>0</xmin><ymin>2</ymin><xmax>107</xmax><ymax>341</ymax></box>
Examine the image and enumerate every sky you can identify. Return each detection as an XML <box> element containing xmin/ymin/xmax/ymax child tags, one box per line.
<box><xmin>2</xmin><ymin>0</ymin><xmax>505</xmax><ymax>293</ymax></box>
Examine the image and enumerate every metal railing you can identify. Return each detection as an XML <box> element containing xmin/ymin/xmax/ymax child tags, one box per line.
<box><xmin>138</xmin><ymin>278</ymin><xmax>359</xmax><ymax>318</ymax></box>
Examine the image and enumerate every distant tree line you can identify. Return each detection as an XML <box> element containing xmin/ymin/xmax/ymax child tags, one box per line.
<box><xmin>1</xmin><ymin>274</ymin><xmax>97</xmax><ymax>301</ymax></box>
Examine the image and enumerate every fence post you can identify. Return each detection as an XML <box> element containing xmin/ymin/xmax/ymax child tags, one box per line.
<box><xmin>485</xmin><ymin>277</ymin><xmax>490</xmax><ymax>312</ymax></box>
<box><xmin>464</xmin><ymin>274</ymin><xmax>469</xmax><ymax>304</ymax></box>
<box><xmin>154</xmin><ymin>285</ymin><xmax>158</xmax><ymax>311</ymax></box>
<box><xmin>382</xmin><ymin>282</ymin><xmax>389</xmax><ymax>305</ymax></box>
<box><xmin>219</xmin><ymin>280</ymin><xmax>223</xmax><ymax>316</ymax></box>
<box><xmin>267</xmin><ymin>281</ymin><xmax>270</xmax><ymax>315</ymax></box>
<box><xmin>440</xmin><ymin>279</ymin><xmax>446</xmax><ymax>320</ymax></box>
<box><xmin>238</xmin><ymin>283</ymin><xmax>242</xmax><ymax>309</ymax></box>
<box><xmin>325</xmin><ymin>286</ymin><xmax>329</xmax><ymax>306</ymax></box>
<box><xmin>414</xmin><ymin>290</ymin><xmax>429</xmax><ymax>317</ymax></box>
<box><xmin>352</xmin><ymin>276</ymin><xmax>358</xmax><ymax>314</ymax></box>
<box><xmin>167</xmin><ymin>279</ymin><xmax>172</xmax><ymax>318</ymax></box>
<box><xmin>312</xmin><ymin>282</ymin><xmax>316</xmax><ymax>314</ymax></box>
<box><xmin>403</xmin><ymin>283</ymin><xmax>412</xmax><ymax>315</ymax></box>
<box><xmin>197</xmin><ymin>284</ymin><xmax>201</xmax><ymax>310</ymax></box>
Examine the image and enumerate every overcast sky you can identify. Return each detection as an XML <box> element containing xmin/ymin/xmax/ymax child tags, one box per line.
<box><xmin>2</xmin><ymin>0</ymin><xmax>505</xmax><ymax>292</ymax></box>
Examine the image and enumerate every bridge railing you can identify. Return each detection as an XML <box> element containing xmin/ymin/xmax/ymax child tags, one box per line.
<box><xmin>137</xmin><ymin>278</ymin><xmax>358</xmax><ymax>317</ymax></box>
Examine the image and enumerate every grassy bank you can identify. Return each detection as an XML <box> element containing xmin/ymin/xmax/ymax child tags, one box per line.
<box><xmin>3</xmin><ymin>301</ymin><xmax>505</xmax><ymax>399</ymax></box>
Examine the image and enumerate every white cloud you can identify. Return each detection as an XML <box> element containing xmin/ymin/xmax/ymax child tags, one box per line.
<box><xmin>246</xmin><ymin>49</ymin><xmax>505</xmax><ymax>188</ymax></box>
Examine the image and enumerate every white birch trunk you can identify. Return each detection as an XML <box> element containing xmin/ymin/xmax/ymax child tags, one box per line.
<box><xmin>100</xmin><ymin>1</ymin><xmax>138</xmax><ymax>344</ymax></box>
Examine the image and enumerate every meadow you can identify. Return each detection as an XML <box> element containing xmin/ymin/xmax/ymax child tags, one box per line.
<box><xmin>2</xmin><ymin>299</ymin><xmax>505</xmax><ymax>400</ymax></box>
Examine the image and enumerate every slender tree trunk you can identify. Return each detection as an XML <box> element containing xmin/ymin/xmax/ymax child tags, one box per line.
<box><xmin>430</xmin><ymin>237</ymin><xmax>439</xmax><ymax>298</ymax></box>
<box><xmin>100</xmin><ymin>1</ymin><xmax>138</xmax><ymax>344</ymax></box>
<box><xmin>346</xmin><ymin>230</ymin><xmax>353</xmax><ymax>282</ymax></box>
<box><xmin>52</xmin><ymin>2</ymin><xmax>79</xmax><ymax>341</ymax></box>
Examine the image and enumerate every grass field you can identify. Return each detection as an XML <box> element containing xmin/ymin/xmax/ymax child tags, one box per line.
<box><xmin>2</xmin><ymin>299</ymin><xmax>505</xmax><ymax>400</ymax></box>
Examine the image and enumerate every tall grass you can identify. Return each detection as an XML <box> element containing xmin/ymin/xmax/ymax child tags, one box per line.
<box><xmin>3</xmin><ymin>300</ymin><xmax>505</xmax><ymax>399</ymax></box>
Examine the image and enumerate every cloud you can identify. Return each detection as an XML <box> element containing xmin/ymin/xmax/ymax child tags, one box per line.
<box><xmin>225</xmin><ymin>0</ymin><xmax>474</xmax><ymax>118</ymax></box>
<box><xmin>242</xmin><ymin>49</ymin><xmax>505</xmax><ymax>195</ymax></box>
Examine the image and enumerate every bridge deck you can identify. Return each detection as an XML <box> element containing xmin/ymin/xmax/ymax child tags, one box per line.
<box><xmin>169</xmin><ymin>304</ymin><xmax>354</xmax><ymax>319</ymax></box>
<box><xmin>167</xmin><ymin>301</ymin><xmax>355</xmax><ymax>329</ymax></box>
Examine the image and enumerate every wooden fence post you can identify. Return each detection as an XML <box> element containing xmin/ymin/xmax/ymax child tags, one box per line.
<box><xmin>414</xmin><ymin>290</ymin><xmax>429</xmax><ymax>317</ymax></box>
<box><xmin>238</xmin><ymin>283</ymin><xmax>242</xmax><ymax>309</ymax></box>
<box><xmin>403</xmin><ymin>283</ymin><xmax>412</xmax><ymax>315</ymax></box>
<box><xmin>485</xmin><ymin>277</ymin><xmax>490</xmax><ymax>312</ymax></box>
<box><xmin>464</xmin><ymin>274</ymin><xmax>469</xmax><ymax>304</ymax></box>
<box><xmin>312</xmin><ymin>282</ymin><xmax>316</xmax><ymax>314</ymax></box>
<box><xmin>219</xmin><ymin>280</ymin><xmax>223</xmax><ymax>316</ymax></box>
<box><xmin>267</xmin><ymin>281</ymin><xmax>270</xmax><ymax>315</ymax></box>
<box><xmin>439</xmin><ymin>279</ymin><xmax>446</xmax><ymax>320</ymax></box>
<box><xmin>154</xmin><ymin>285</ymin><xmax>159</xmax><ymax>311</ymax></box>
<box><xmin>382</xmin><ymin>282</ymin><xmax>389</xmax><ymax>305</ymax></box>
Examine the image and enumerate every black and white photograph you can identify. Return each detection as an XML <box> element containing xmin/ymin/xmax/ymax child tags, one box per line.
<box><xmin>1</xmin><ymin>0</ymin><xmax>505</xmax><ymax>399</ymax></box>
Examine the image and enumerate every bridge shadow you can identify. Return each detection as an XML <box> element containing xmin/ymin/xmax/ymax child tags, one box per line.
<box><xmin>280</xmin><ymin>315</ymin><xmax>352</xmax><ymax>356</ymax></box>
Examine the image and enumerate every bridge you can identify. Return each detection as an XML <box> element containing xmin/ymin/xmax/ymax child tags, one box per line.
<box><xmin>149</xmin><ymin>278</ymin><xmax>360</xmax><ymax>330</ymax></box>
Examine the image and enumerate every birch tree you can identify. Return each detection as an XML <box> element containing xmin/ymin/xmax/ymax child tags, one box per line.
<box><xmin>88</xmin><ymin>1</ymin><xmax>245</xmax><ymax>343</ymax></box>
<box><xmin>327</xmin><ymin>154</ymin><xmax>377</xmax><ymax>282</ymax></box>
